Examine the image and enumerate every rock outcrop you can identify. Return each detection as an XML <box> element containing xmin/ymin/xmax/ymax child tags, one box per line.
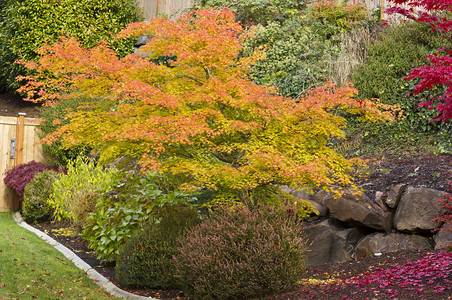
<box><xmin>393</xmin><ymin>187</ymin><xmax>446</xmax><ymax>233</ymax></box>
<box><xmin>355</xmin><ymin>232</ymin><xmax>432</xmax><ymax>258</ymax></box>
<box><xmin>434</xmin><ymin>223</ymin><xmax>452</xmax><ymax>250</ymax></box>
<box><xmin>285</xmin><ymin>184</ymin><xmax>449</xmax><ymax>266</ymax></box>
<box><xmin>304</xmin><ymin>219</ymin><xmax>367</xmax><ymax>266</ymax></box>
<box><xmin>322</xmin><ymin>189</ymin><xmax>393</xmax><ymax>232</ymax></box>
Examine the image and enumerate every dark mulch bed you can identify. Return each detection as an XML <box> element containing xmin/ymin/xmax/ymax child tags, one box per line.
<box><xmin>357</xmin><ymin>153</ymin><xmax>451</xmax><ymax>200</ymax></box>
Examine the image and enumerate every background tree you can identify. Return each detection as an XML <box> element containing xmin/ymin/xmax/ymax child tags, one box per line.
<box><xmin>0</xmin><ymin>0</ymin><xmax>142</xmax><ymax>92</ymax></box>
<box><xmin>19</xmin><ymin>8</ymin><xmax>396</xmax><ymax>202</ymax></box>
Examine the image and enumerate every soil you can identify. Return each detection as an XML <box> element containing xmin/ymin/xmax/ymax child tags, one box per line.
<box><xmin>0</xmin><ymin>91</ymin><xmax>41</xmax><ymax>118</ymax></box>
<box><xmin>29</xmin><ymin>154</ymin><xmax>452</xmax><ymax>300</ymax></box>
<box><xmin>356</xmin><ymin>154</ymin><xmax>451</xmax><ymax>200</ymax></box>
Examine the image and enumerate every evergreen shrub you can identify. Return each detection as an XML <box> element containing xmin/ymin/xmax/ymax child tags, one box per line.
<box><xmin>22</xmin><ymin>170</ymin><xmax>60</xmax><ymax>223</ymax></box>
<box><xmin>115</xmin><ymin>205</ymin><xmax>201</xmax><ymax>289</ymax></box>
<box><xmin>242</xmin><ymin>1</ymin><xmax>371</xmax><ymax>99</ymax></box>
<box><xmin>353</xmin><ymin>21</ymin><xmax>444</xmax><ymax>104</ymax></box>
<box><xmin>351</xmin><ymin>21</ymin><xmax>452</xmax><ymax>151</ymax></box>
<box><xmin>243</xmin><ymin>19</ymin><xmax>337</xmax><ymax>98</ymax></box>
<box><xmin>174</xmin><ymin>202</ymin><xmax>307</xmax><ymax>300</ymax></box>
<box><xmin>0</xmin><ymin>0</ymin><xmax>142</xmax><ymax>91</ymax></box>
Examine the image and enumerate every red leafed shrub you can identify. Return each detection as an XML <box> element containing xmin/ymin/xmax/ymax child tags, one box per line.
<box><xmin>173</xmin><ymin>202</ymin><xmax>307</xmax><ymax>300</ymax></box>
<box><xmin>434</xmin><ymin>193</ymin><xmax>452</xmax><ymax>233</ymax></box>
<box><xmin>387</xmin><ymin>0</ymin><xmax>452</xmax><ymax>121</ymax></box>
<box><xmin>3</xmin><ymin>161</ymin><xmax>60</xmax><ymax>202</ymax></box>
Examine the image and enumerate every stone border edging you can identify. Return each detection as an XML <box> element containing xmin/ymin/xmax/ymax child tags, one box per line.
<box><xmin>12</xmin><ymin>212</ymin><xmax>156</xmax><ymax>300</ymax></box>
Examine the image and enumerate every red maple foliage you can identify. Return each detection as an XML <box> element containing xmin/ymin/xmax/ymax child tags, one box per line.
<box><xmin>387</xmin><ymin>0</ymin><xmax>452</xmax><ymax>121</ymax></box>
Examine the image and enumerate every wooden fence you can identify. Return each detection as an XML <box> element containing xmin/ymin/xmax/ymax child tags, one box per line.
<box><xmin>0</xmin><ymin>114</ymin><xmax>44</xmax><ymax>212</ymax></box>
<box><xmin>135</xmin><ymin>0</ymin><xmax>194</xmax><ymax>20</ymax></box>
<box><xmin>135</xmin><ymin>0</ymin><xmax>393</xmax><ymax>21</ymax></box>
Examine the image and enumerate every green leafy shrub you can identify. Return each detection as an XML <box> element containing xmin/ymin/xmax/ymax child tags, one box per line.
<box><xmin>193</xmin><ymin>0</ymin><xmax>305</xmax><ymax>26</ymax></box>
<box><xmin>82</xmin><ymin>171</ymin><xmax>197</xmax><ymax>262</ymax></box>
<box><xmin>38</xmin><ymin>96</ymin><xmax>94</xmax><ymax>167</ymax></box>
<box><xmin>174</xmin><ymin>202</ymin><xmax>307</xmax><ymax>300</ymax></box>
<box><xmin>115</xmin><ymin>205</ymin><xmax>201</xmax><ymax>289</ymax></box>
<box><xmin>351</xmin><ymin>21</ymin><xmax>452</xmax><ymax>153</ymax></box>
<box><xmin>243</xmin><ymin>19</ymin><xmax>338</xmax><ymax>98</ymax></box>
<box><xmin>353</xmin><ymin>22</ymin><xmax>444</xmax><ymax>103</ymax></box>
<box><xmin>22</xmin><ymin>170</ymin><xmax>60</xmax><ymax>223</ymax></box>
<box><xmin>0</xmin><ymin>0</ymin><xmax>142</xmax><ymax>91</ymax></box>
<box><xmin>49</xmin><ymin>156</ymin><xmax>118</xmax><ymax>228</ymax></box>
<box><xmin>242</xmin><ymin>2</ymin><xmax>372</xmax><ymax>99</ymax></box>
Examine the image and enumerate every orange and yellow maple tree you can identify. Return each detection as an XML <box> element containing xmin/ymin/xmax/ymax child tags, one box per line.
<box><xmin>18</xmin><ymin>8</ymin><xmax>396</xmax><ymax>200</ymax></box>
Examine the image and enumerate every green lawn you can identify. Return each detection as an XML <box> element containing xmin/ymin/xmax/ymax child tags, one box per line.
<box><xmin>0</xmin><ymin>213</ymin><xmax>115</xmax><ymax>299</ymax></box>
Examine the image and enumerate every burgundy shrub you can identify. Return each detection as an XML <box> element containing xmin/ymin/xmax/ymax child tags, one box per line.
<box><xmin>174</xmin><ymin>203</ymin><xmax>307</xmax><ymax>300</ymax></box>
<box><xmin>434</xmin><ymin>193</ymin><xmax>452</xmax><ymax>233</ymax></box>
<box><xmin>3</xmin><ymin>161</ymin><xmax>60</xmax><ymax>201</ymax></box>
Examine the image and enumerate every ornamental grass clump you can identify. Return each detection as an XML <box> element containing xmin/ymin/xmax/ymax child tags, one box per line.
<box><xmin>174</xmin><ymin>202</ymin><xmax>307</xmax><ymax>300</ymax></box>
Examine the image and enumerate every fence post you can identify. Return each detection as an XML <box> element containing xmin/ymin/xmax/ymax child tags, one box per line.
<box><xmin>15</xmin><ymin>112</ymin><xmax>26</xmax><ymax>167</ymax></box>
<box><xmin>380</xmin><ymin>0</ymin><xmax>385</xmax><ymax>20</ymax></box>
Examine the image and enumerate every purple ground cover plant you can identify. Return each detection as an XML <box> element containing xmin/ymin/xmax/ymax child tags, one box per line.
<box><xmin>345</xmin><ymin>250</ymin><xmax>452</xmax><ymax>298</ymax></box>
<box><xmin>296</xmin><ymin>250</ymin><xmax>452</xmax><ymax>299</ymax></box>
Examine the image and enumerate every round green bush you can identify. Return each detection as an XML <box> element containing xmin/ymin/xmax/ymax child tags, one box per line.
<box><xmin>350</xmin><ymin>21</ymin><xmax>452</xmax><ymax>152</ymax></box>
<box><xmin>22</xmin><ymin>170</ymin><xmax>60</xmax><ymax>223</ymax></box>
<box><xmin>173</xmin><ymin>203</ymin><xmax>307</xmax><ymax>300</ymax></box>
<box><xmin>0</xmin><ymin>0</ymin><xmax>142</xmax><ymax>91</ymax></box>
<box><xmin>243</xmin><ymin>19</ymin><xmax>337</xmax><ymax>98</ymax></box>
<box><xmin>353</xmin><ymin>21</ymin><xmax>444</xmax><ymax>104</ymax></box>
<box><xmin>115</xmin><ymin>205</ymin><xmax>201</xmax><ymax>289</ymax></box>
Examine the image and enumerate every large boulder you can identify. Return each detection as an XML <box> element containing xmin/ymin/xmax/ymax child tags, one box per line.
<box><xmin>281</xmin><ymin>186</ymin><xmax>327</xmax><ymax>216</ymax></box>
<box><xmin>355</xmin><ymin>232</ymin><xmax>433</xmax><ymax>258</ymax></box>
<box><xmin>304</xmin><ymin>219</ymin><xmax>367</xmax><ymax>266</ymax></box>
<box><xmin>434</xmin><ymin>223</ymin><xmax>452</xmax><ymax>250</ymax></box>
<box><xmin>280</xmin><ymin>186</ymin><xmax>313</xmax><ymax>201</ymax></box>
<box><xmin>323</xmin><ymin>188</ymin><xmax>393</xmax><ymax>232</ymax></box>
<box><xmin>393</xmin><ymin>187</ymin><xmax>447</xmax><ymax>233</ymax></box>
<box><xmin>312</xmin><ymin>189</ymin><xmax>329</xmax><ymax>205</ymax></box>
<box><xmin>385</xmin><ymin>184</ymin><xmax>407</xmax><ymax>209</ymax></box>
<box><xmin>306</xmin><ymin>200</ymin><xmax>327</xmax><ymax>217</ymax></box>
